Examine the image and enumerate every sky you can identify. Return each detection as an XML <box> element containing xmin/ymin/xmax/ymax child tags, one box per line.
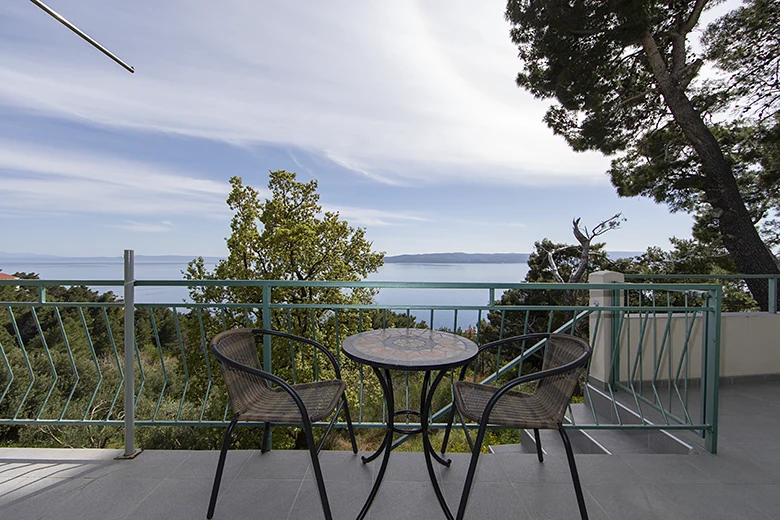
<box><xmin>0</xmin><ymin>0</ymin><xmax>734</xmax><ymax>258</ymax></box>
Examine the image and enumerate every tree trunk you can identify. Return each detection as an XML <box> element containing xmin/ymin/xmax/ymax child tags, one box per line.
<box><xmin>641</xmin><ymin>33</ymin><xmax>780</xmax><ymax>310</ymax></box>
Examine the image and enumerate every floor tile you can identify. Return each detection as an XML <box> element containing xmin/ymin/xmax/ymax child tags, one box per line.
<box><xmin>0</xmin><ymin>477</ymin><xmax>92</xmax><ymax>520</ymax></box>
<box><xmin>288</xmin><ymin>478</ymin><xmax>373</xmax><ymax>520</ymax></box>
<box><xmin>235</xmin><ymin>450</ymin><xmax>311</xmax><ymax>480</ymax></box>
<box><xmin>44</xmin><ymin>477</ymin><xmax>162</xmax><ymax>520</ymax></box>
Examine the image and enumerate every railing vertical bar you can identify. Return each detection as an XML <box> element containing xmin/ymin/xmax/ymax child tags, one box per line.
<box><xmin>262</xmin><ymin>284</ymin><xmax>272</xmax><ymax>452</ymax></box>
<box><xmin>78</xmin><ymin>307</ymin><xmax>102</xmax><ymax>422</ymax></box>
<box><xmin>31</xmin><ymin>307</ymin><xmax>57</xmax><ymax>420</ymax></box>
<box><xmin>335</xmin><ymin>309</ymin><xmax>341</xmax><ymax>368</ymax></box>
<box><xmin>287</xmin><ymin>309</ymin><xmax>297</xmax><ymax>384</ymax></box>
<box><xmin>55</xmin><ymin>307</ymin><xmax>78</xmax><ymax>421</ymax></box>
<box><xmin>196</xmin><ymin>307</ymin><xmax>213</xmax><ymax>422</ymax></box>
<box><xmin>148</xmin><ymin>308</ymin><xmax>168</xmax><ymax>422</ymax></box>
<box><xmin>0</xmin><ymin>339</ymin><xmax>12</xmax><ymax>409</ymax></box>
<box><xmin>311</xmin><ymin>308</ymin><xmax>319</xmax><ymax>381</ymax></box>
<box><xmin>171</xmin><ymin>308</ymin><xmax>190</xmax><ymax>422</ymax></box>
<box><xmin>585</xmin><ymin>310</ymin><xmax>601</xmax><ymax>424</ymax></box>
<box><xmin>102</xmin><ymin>307</ymin><xmax>123</xmax><ymax>421</ymax></box>
<box><xmin>453</xmin><ymin>309</ymin><xmax>458</xmax><ymax>333</ymax></box>
<box><xmin>7</xmin><ymin>308</ymin><xmax>34</xmax><ymax>421</ymax></box>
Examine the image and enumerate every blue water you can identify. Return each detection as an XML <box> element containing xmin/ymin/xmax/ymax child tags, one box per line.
<box><xmin>0</xmin><ymin>258</ymin><xmax>529</xmax><ymax>328</ymax></box>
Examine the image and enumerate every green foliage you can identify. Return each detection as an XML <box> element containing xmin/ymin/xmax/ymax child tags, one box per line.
<box><xmin>611</xmin><ymin>237</ymin><xmax>759</xmax><ymax>312</ymax></box>
<box><xmin>0</xmin><ymin>272</ymin><xmax>187</xmax><ymax>448</ymax></box>
<box><xmin>703</xmin><ymin>0</ymin><xmax>780</xmax><ymax>122</ymax></box>
<box><xmin>504</xmin><ymin>0</ymin><xmax>780</xmax><ymax>303</ymax></box>
<box><xmin>185</xmin><ymin>171</ymin><xmax>384</xmax><ymax>314</ymax></box>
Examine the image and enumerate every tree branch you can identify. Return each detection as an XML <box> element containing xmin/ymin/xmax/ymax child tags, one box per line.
<box><xmin>671</xmin><ymin>0</ymin><xmax>709</xmax><ymax>78</ymax></box>
<box><xmin>37</xmin><ymin>426</ymin><xmax>74</xmax><ymax>449</ymax></box>
<box><xmin>681</xmin><ymin>0</ymin><xmax>710</xmax><ymax>37</ymax></box>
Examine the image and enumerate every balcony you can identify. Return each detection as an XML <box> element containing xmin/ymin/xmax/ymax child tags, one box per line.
<box><xmin>1</xmin><ymin>380</ymin><xmax>778</xmax><ymax>520</ymax></box>
<box><xmin>1</xmin><ymin>264</ymin><xmax>779</xmax><ymax>518</ymax></box>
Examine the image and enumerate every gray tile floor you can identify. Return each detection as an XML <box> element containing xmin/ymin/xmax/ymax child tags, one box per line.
<box><xmin>1</xmin><ymin>382</ymin><xmax>779</xmax><ymax>520</ymax></box>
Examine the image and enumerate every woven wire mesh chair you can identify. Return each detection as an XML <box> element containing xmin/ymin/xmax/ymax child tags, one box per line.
<box><xmin>206</xmin><ymin>328</ymin><xmax>357</xmax><ymax>520</ymax></box>
<box><xmin>441</xmin><ymin>333</ymin><xmax>592</xmax><ymax>520</ymax></box>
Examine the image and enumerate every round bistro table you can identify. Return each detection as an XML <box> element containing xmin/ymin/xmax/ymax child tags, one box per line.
<box><xmin>342</xmin><ymin>328</ymin><xmax>479</xmax><ymax>520</ymax></box>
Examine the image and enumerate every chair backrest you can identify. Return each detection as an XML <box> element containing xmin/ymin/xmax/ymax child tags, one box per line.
<box><xmin>535</xmin><ymin>334</ymin><xmax>592</xmax><ymax>422</ymax></box>
<box><xmin>210</xmin><ymin>328</ymin><xmax>269</xmax><ymax>415</ymax></box>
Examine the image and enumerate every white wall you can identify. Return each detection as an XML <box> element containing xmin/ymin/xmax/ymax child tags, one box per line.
<box><xmin>589</xmin><ymin>272</ymin><xmax>780</xmax><ymax>383</ymax></box>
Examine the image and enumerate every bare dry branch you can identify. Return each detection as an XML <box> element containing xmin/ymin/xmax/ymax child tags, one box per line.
<box><xmin>37</xmin><ymin>426</ymin><xmax>74</xmax><ymax>449</ymax></box>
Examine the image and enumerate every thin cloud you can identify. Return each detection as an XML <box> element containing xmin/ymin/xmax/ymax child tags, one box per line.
<box><xmin>322</xmin><ymin>204</ymin><xmax>429</xmax><ymax>227</ymax></box>
<box><xmin>112</xmin><ymin>220</ymin><xmax>175</xmax><ymax>232</ymax></box>
<box><xmin>0</xmin><ymin>140</ymin><xmax>230</xmax><ymax>217</ymax></box>
<box><xmin>0</xmin><ymin>0</ymin><xmax>610</xmax><ymax>186</ymax></box>
<box><xmin>323</xmin><ymin>151</ymin><xmax>404</xmax><ymax>186</ymax></box>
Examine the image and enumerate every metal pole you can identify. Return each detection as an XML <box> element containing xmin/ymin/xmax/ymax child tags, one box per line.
<box><xmin>261</xmin><ymin>284</ymin><xmax>272</xmax><ymax>452</ymax></box>
<box><xmin>121</xmin><ymin>250</ymin><xmax>140</xmax><ymax>458</ymax></box>
<box><xmin>702</xmin><ymin>288</ymin><xmax>721</xmax><ymax>454</ymax></box>
<box><xmin>768</xmin><ymin>277</ymin><xmax>777</xmax><ymax>314</ymax></box>
<box><xmin>28</xmin><ymin>0</ymin><xmax>135</xmax><ymax>73</ymax></box>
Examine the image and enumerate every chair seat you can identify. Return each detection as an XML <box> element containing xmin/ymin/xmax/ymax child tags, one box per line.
<box><xmin>236</xmin><ymin>380</ymin><xmax>346</xmax><ymax>423</ymax></box>
<box><xmin>453</xmin><ymin>381</ymin><xmax>560</xmax><ymax>429</ymax></box>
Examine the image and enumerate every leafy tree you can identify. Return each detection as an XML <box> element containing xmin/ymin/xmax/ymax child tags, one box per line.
<box><xmin>504</xmin><ymin>0</ymin><xmax>780</xmax><ymax>309</ymax></box>
<box><xmin>612</xmin><ymin>237</ymin><xmax>758</xmax><ymax>312</ymax></box>
<box><xmin>183</xmin><ymin>171</ymin><xmax>389</xmax><ymax>447</ymax></box>
<box><xmin>185</xmin><ymin>171</ymin><xmax>384</xmax><ymax>334</ymax></box>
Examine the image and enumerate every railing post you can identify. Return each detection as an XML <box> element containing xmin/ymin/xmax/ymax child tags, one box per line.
<box><xmin>768</xmin><ymin>277</ymin><xmax>777</xmax><ymax>314</ymax></box>
<box><xmin>262</xmin><ymin>283</ymin><xmax>272</xmax><ymax>452</ymax></box>
<box><xmin>702</xmin><ymin>287</ymin><xmax>721</xmax><ymax>454</ymax></box>
<box><xmin>588</xmin><ymin>271</ymin><xmax>624</xmax><ymax>389</ymax></box>
<box><xmin>121</xmin><ymin>250</ymin><xmax>141</xmax><ymax>458</ymax></box>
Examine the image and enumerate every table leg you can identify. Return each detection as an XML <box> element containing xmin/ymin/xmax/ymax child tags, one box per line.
<box><xmin>421</xmin><ymin>369</ymin><xmax>454</xmax><ymax>520</ymax></box>
<box><xmin>355</xmin><ymin>367</ymin><xmax>395</xmax><ymax>520</ymax></box>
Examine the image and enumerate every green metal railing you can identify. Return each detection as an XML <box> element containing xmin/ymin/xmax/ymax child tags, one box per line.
<box><xmin>0</xmin><ymin>254</ymin><xmax>722</xmax><ymax>454</ymax></box>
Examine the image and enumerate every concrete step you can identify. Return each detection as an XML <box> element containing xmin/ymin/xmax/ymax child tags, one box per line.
<box><xmin>488</xmin><ymin>385</ymin><xmax>699</xmax><ymax>455</ymax></box>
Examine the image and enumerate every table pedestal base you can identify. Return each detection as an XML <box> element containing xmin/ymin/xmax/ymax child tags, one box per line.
<box><xmin>356</xmin><ymin>367</ymin><xmax>455</xmax><ymax>520</ymax></box>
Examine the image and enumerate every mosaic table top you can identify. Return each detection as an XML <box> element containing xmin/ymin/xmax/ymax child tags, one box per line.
<box><xmin>342</xmin><ymin>328</ymin><xmax>478</xmax><ymax>371</ymax></box>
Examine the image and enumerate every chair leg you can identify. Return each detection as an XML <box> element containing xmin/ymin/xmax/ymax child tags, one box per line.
<box><xmin>341</xmin><ymin>394</ymin><xmax>358</xmax><ymax>454</ymax></box>
<box><xmin>441</xmin><ymin>404</ymin><xmax>457</xmax><ymax>455</ymax></box>
<box><xmin>558</xmin><ymin>424</ymin><xmax>589</xmax><ymax>520</ymax></box>
<box><xmin>455</xmin><ymin>422</ymin><xmax>488</xmax><ymax>520</ymax></box>
<box><xmin>304</xmin><ymin>422</ymin><xmax>333</xmax><ymax>520</ymax></box>
<box><xmin>533</xmin><ymin>428</ymin><xmax>544</xmax><ymax>462</ymax></box>
<box><xmin>261</xmin><ymin>422</ymin><xmax>272</xmax><ymax>453</ymax></box>
<box><xmin>207</xmin><ymin>414</ymin><xmax>239</xmax><ymax>519</ymax></box>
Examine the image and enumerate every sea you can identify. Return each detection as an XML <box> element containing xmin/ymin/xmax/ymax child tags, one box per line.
<box><xmin>0</xmin><ymin>257</ymin><xmax>530</xmax><ymax>329</ymax></box>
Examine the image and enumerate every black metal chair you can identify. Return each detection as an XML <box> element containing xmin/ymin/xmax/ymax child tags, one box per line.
<box><xmin>441</xmin><ymin>333</ymin><xmax>592</xmax><ymax>520</ymax></box>
<box><xmin>206</xmin><ymin>328</ymin><xmax>358</xmax><ymax>520</ymax></box>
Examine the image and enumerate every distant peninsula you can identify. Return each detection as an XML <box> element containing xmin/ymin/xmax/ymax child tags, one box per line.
<box><xmin>385</xmin><ymin>253</ymin><xmax>530</xmax><ymax>264</ymax></box>
<box><xmin>384</xmin><ymin>251</ymin><xmax>641</xmax><ymax>264</ymax></box>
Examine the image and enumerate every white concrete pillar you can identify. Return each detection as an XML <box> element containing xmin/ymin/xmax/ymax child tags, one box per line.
<box><xmin>588</xmin><ymin>271</ymin><xmax>624</xmax><ymax>387</ymax></box>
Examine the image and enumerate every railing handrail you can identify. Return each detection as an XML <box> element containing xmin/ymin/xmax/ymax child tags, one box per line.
<box><xmin>625</xmin><ymin>273</ymin><xmax>780</xmax><ymax>280</ymax></box>
<box><xmin>0</xmin><ymin>278</ymin><xmax>723</xmax><ymax>292</ymax></box>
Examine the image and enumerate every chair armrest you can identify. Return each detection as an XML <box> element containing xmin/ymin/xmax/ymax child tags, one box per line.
<box><xmin>457</xmin><ymin>333</ymin><xmax>554</xmax><ymax>381</ymax></box>
<box><xmin>253</xmin><ymin>328</ymin><xmax>344</xmax><ymax>379</ymax></box>
<box><xmin>478</xmin><ymin>348</ymin><xmax>591</xmax><ymax>426</ymax></box>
